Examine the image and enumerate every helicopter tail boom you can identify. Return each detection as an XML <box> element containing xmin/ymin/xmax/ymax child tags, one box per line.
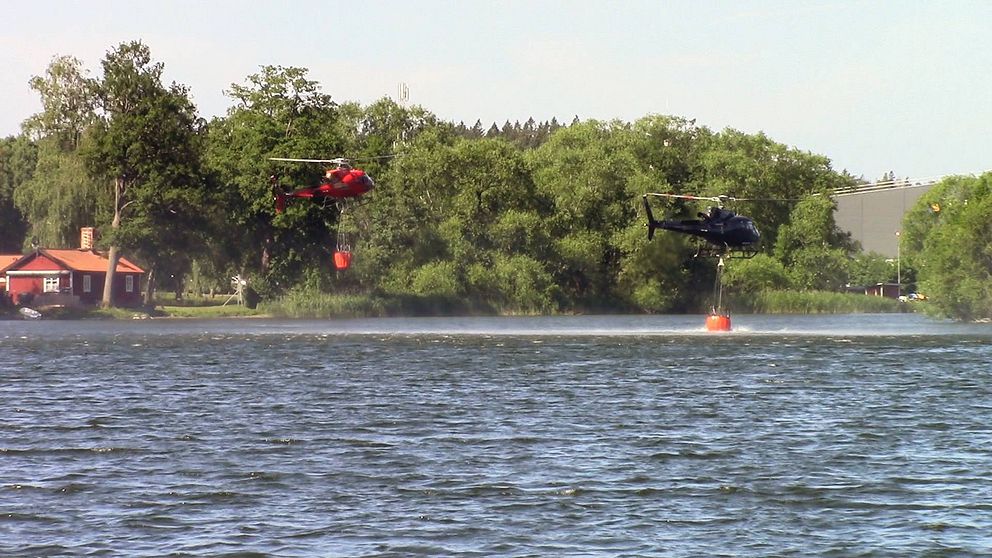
<box><xmin>643</xmin><ymin>195</ymin><xmax>700</xmax><ymax>240</ymax></box>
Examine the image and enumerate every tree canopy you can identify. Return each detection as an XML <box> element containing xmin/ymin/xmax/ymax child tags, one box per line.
<box><xmin>901</xmin><ymin>173</ymin><xmax>992</xmax><ymax>320</ymax></box>
<box><xmin>80</xmin><ymin>41</ymin><xmax>209</xmax><ymax>305</ymax></box>
<box><xmin>4</xmin><ymin>40</ymin><xmax>974</xmax><ymax>317</ymax></box>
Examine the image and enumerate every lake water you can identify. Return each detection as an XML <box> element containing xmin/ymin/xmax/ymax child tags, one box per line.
<box><xmin>2</xmin><ymin>313</ymin><xmax>991</xmax><ymax>556</ymax></box>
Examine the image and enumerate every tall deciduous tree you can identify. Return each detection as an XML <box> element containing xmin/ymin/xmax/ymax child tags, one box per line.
<box><xmin>85</xmin><ymin>41</ymin><xmax>207</xmax><ymax>307</ymax></box>
<box><xmin>14</xmin><ymin>142</ymin><xmax>105</xmax><ymax>249</ymax></box>
<box><xmin>698</xmin><ymin>129</ymin><xmax>849</xmax><ymax>252</ymax></box>
<box><xmin>0</xmin><ymin>136</ymin><xmax>34</xmax><ymax>252</ymax></box>
<box><xmin>14</xmin><ymin>55</ymin><xmax>103</xmax><ymax>250</ymax></box>
<box><xmin>902</xmin><ymin>173</ymin><xmax>992</xmax><ymax>320</ymax></box>
<box><xmin>774</xmin><ymin>196</ymin><xmax>856</xmax><ymax>290</ymax></box>
<box><xmin>22</xmin><ymin>55</ymin><xmax>96</xmax><ymax>150</ymax></box>
<box><xmin>528</xmin><ymin>120</ymin><xmax>656</xmax><ymax>309</ymax></box>
<box><xmin>205</xmin><ymin>65</ymin><xmax>344</xmax><ymax>293</ymax></box>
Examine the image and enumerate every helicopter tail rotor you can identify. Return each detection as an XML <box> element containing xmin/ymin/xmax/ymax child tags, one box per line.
<box><xmin>271</xmin><ymin>175</ymin><xmax>287</xmax><ymax>214</ymax></box>
<box><xmin>642</xmin><ymin>195</ymin><xmax>659</xmax><ymax>240</ymax></box>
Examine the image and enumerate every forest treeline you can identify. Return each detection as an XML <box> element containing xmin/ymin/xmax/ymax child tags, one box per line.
<box><xmin>1</xmin><ymin>41</ymin><xmax>989</xmax><ymax>319</ymax></box>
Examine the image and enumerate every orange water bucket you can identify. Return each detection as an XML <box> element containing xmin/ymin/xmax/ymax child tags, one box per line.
<box><xmin>705</xmin><ymin>313</ymin><xmax>732</xmax><ymax>332</ymax></box>
<box><xmin>333</xmin><ymin>250</ymin><xmax>352</xmax><ymax>270</ymax></box>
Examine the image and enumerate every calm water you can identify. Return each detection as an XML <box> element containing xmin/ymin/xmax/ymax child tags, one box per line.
<box><xmin>2</xmin><ymin>314</ymin><xmax>991</xmax><ymax>557</ymax></box>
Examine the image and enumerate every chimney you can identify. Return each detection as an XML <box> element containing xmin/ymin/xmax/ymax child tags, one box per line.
<box><xmin>80</xmin><ymin>227</ymin><xmax>95</xmax><ymax>250</ymax></box>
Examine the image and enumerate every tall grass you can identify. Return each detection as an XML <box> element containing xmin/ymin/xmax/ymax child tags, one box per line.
<box><xmin>264</xmin><ymin>288</ymin><xmax>911</xmax><ymax>318</ymax></box>
<box><xmin>260</xmin><ymin>289</ymin><xmax>499</xmax><ymax>318</ymax></box>
<box><xmin>261</xmin><ymin>291</ymin><xmax>390</xmax><ymax>319</ymax></box>
<box><xmin>729</xmin><ymin>289</ymin><xmax>908</xmax><ymax>314</ymax></box>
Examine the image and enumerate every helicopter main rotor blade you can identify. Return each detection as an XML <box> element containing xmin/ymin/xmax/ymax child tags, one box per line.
<box><xmin>644</xmin><ymin>192</ymin><xmax>798</xmax><ymax>204</ymax></box>
<box><xmin>644</xmin><ymin>192</ymin><xmax>727</xmax><ymax>203</ymax></box>
<box><xmin>269</xmin><ymin>157</ymin><xmax>343</xmax><ymax>163</ymax></box>
<box><xmin>269</xmin><ymin>154</ymin><xmax>401</xmax><ymax>164</ymax></box>
<box><xmin>355</xmin><ymin>153</ymin><xmax>404</xmax><ymax>161</ymax></box>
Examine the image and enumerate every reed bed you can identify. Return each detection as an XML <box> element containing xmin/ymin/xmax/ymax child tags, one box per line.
<box><xmin>730</xmin><ymin>290</ymin><xmax>908</xmax><ymax>314</ymax></box>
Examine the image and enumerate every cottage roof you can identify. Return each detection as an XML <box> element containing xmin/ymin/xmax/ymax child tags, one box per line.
<box><xmin>45</xmin><ymin>249</ymin><xmax>144</xmax><ymax>273</ymax></box>
<box><xmin>5</xmin><ymin>249</ymin><xmax>144</xmax><ymax>274</ymax></box>
<box><xmin>0</xmin><ymin>254</ymin><xmax>20</xmax><ymax>273</ymax></box>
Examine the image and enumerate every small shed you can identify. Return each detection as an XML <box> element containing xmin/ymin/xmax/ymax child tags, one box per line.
<box><xmin>2</xmin><ymin>248</ymin><xmax>145</xmax><ymax>307</ymax></box>
<box><xmin>848</xmin><ymin>282</ymin><xmax>902</xmax><ymax>299</ymax></box>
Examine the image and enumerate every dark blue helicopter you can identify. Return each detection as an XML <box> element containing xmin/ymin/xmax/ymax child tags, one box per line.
<box><xmin>642</xmin><ymin>193</ymin><xmax>760</xmax><ymax>258</ymax></box>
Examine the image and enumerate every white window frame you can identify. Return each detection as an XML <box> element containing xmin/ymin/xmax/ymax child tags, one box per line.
<box><xmin>125</xmin><ymin>275</ymin><xmax>134</xmax><ymax>293</ymax></box>
<box><xmin>83</xmin><ymin>274</ymin><xmax>92</xmax><ymax>293</ymax></box>
<box><xmin>43</xmin><ymin>276</ymin><xmax>60</xmax><ymax>293</ymax></box>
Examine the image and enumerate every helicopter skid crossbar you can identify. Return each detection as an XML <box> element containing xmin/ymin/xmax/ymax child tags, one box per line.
<box><xmin>693</xmin><ymin>243</ymin><xmax>759</xmax><ymax>259</ymax></box>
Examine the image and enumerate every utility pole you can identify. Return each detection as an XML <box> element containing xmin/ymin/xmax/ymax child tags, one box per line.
<box><xmin>895</xmin><ymin>230</ymin><xmax>901</xmax><ymax>298</ymax></box>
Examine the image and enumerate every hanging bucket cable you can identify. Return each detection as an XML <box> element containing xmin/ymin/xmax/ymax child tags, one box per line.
<box><xmin>706</xmin><ymin>257</ymin><xmax>731</xmax><ymax>331</ymax></box>
<box><xmin>333</xmin><ymin>203</ymin><xmax>353</xmax><ymax>270</ymax></box>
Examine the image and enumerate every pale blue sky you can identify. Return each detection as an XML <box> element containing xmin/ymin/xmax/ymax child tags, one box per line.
<box><xmin>3</xmin><ymin>1</ymin><xmax>990</xmax><ymax>180</ymax></box>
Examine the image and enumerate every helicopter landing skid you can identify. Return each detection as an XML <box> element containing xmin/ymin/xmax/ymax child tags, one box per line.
<box><xmin>692</xmin><ymin>244</ymin><xmax>759</xmax><ymax>259</ymax></box>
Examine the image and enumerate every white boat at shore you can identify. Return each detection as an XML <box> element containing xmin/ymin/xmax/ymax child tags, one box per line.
<box><xmin>19</xmin><ymin>307</ymin><xmax>42</xmax><ymax>320</ymax></box>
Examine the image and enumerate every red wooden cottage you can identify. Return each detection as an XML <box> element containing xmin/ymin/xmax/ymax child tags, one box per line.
<box><xmin>1</xmin><ymin>229</ymin><xmax>145</xmax><ymax>307</ymax></box>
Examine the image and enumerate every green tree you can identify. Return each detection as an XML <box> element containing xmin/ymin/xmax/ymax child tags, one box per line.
<box><xmin>349</xmin><ymin>128</ymin><xmax>454</xmax><ymax>295</ymax></box>
<box><xmin>632</xmin><ymin>114</ymin><xmax>711</xmax><ymax>194</ymax></box>
<box><xmin>723</xmin><ymin>253</ymin><xmax>790</xmax><ymax>294</ymax></box>
<box><xmin>0</xmin><ymin>136</ymin><xmax>34</xmax><ymax>252</ymax></box>
<box><xmin>918</xmin><ymin>197</ymin><xmax>992</xmax><ymax>320</ymax></box>
<box><xmin>204</xmin><ymin>65</ymin><xmax>345</xmax><ymax>295</ymax></box>
<box><xmin>698</xmin><ymin>129</ymin><xmax>851</xmax><ymax>252</ymax></box>
<box><xmin>359</xmin><ymin>133</ymin><xmax>551</xmax><ymax>310</ymax></box>
<box><xmin>902</xmin><ymin>173</ymin><xmax>992</xmax><ymax>320</ymax></box>
<box><xmin>528</xmin><ymin>120</ymin><xmax>654</xmax><ymax>309</ymax></box>
<box><xmin>85</xmin><ymin>41</ymin><xmax>208</xmax><ymax>307</ymax></box>
<box><xmin>774</xmin><ymin>196</ymin><xmax>855</xmax><ymax>290</ymax></box>
<box><xmin>410</xmin><ymin>260</ymin><xmax>462</xmax><ymax>297</ymax></box>
<box><xmin>469</xmin><ymin>254</ymin><xmax>558</xmax><ymax>313</ymax></box>
<box><xmin>14</xmin><ymin>55</ymin><xmax>103</xmax><ymax>250</ymax></box>
<box><xmin>618</xmin><ymin>116</ymin><xmax>714</xmax><ymax>311</ymax></box>
<box><xmin>900</xmin><ymin>174</ymin><xmax>979</xmax><ymax>276</ymax></box>
<box><xmin>22</xmin><ymin>55</ymin><xmax>97</xmax><ymax>150</ymax></box>
<box><xmin>846</xmin><ymin>252</ymin><xmax>896</xmax><ymax>287</ymax></box>
<box><xmin>14</xmin><ymin>142</ymin><xmax>104</xmax><ymax>249</ymax></box>
<box><xmin>616</xmin><ymin>226</ymin><xmax>695</xmax><ymax>312</ymax></box>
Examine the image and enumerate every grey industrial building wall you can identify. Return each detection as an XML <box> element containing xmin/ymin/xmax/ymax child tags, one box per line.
<box><xmin>832</xmin><ymin>184</ymin><xmax>932</xmax><ymax>258</ymax></box>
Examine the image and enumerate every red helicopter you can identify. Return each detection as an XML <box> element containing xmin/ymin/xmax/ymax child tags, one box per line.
<box><xmin>270</xmin><ymin>157</ymin><xmax>374</xmax><ymax>214</ymax></box>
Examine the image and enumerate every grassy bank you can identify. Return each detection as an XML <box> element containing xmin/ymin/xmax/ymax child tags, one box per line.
<box><xmin>0</xmin><ymin>305</ymin><xmax>153</xmax><ymax>320</ymax></box>
<box><xmin>0</xmin><ymin>302</ymin><xmax>262</xmax><ymax>320</ymax></box>
<box><xmin>259</xmin><ymin>290</ymin><xmax>498</xmax><ymax>319</ymax></box>
<box><xmin>156</xmin><ymin>304</ymin><xmax>261</xmax><ymax>318</ymax></box>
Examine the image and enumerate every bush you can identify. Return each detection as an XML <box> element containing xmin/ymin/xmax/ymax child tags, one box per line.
<box><xmin>473</xmin><ymin>255</ymin><xmax>557</xmax><ymax>313</ymax></box>
<box><xmin>723</xmin><ymin>254</ymin><xmax>789</xmax><ymax>293</ymax></box>
<box><xmin>410</xmin><ymin>261</ymin><xmax>463</xmax><ymax>297</ymax></box>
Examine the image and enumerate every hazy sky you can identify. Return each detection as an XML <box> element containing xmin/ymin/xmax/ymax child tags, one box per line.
<box><xmin>3</xmin><ymin>1</ymin><xmax>990</xmax><ymax>180</ymax></box>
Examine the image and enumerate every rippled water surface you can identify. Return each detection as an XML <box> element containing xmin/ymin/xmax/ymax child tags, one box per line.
<box><xmin>2</xmin><ymin>314</ymin><xmax>991</xmax><ymax>556</ymax></box>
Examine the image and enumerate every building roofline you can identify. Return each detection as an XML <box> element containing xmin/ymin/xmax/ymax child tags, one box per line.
<box><xmin>2</xmin><ymin>249</ymin><xmax>145</xmax><ymax>275</ymax></box>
